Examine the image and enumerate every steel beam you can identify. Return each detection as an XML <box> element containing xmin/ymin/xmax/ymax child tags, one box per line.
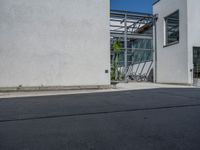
<box><xmin>111</xmin><ymin>33</ymin><xmax>152</xmax><ymax>40</ymax></box>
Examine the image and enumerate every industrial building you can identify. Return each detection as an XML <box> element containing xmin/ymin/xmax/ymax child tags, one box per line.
<box><xmin>153</xmin><ymin>0</ymin><xmax>200</xmax><ymax>85</ymax></box>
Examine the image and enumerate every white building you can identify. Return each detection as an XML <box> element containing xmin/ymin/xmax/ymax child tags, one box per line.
<box><xmin>0</xmin><ymin>0</ymin><xmax>110</xmax><ymax>90</ymax></box>
<box><xmin>153</xmin><ymin>0</ymin><xmax>200</xmax><ymax>85</ymax></box>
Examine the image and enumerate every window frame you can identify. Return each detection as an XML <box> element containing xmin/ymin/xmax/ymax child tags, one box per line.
<box><xmin>164</xmin><ymin>10</ymin><xmax>180</xmax><ymax>47</ymax></box>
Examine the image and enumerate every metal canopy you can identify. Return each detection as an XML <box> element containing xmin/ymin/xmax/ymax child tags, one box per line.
<box><xmin>110</xmin><ymin>10</ymin><xmax>153</xmax><ymax>40</ymax></box>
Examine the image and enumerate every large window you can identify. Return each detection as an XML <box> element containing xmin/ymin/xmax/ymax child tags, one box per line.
<box><xmin>165</xmin><ymin>10</ymin><xmax>179</xmax><ymax>46</ymax></box>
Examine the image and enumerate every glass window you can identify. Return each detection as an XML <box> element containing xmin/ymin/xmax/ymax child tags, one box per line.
<box><xmin>165</xmin><ymin>10</ymin><xmax>179</xmax><ymax>45</ymax></box>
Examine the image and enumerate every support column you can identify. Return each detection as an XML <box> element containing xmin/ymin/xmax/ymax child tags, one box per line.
<box><xmin>124</xmin><ymin>14</ymin><xmax>128</xmax><ymax>82</ymax></box>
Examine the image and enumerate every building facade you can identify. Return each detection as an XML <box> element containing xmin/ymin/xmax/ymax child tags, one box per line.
<box><xmin>0</xmin><ymin>0</ymin><xmax>110</xmax><ymax>89</ymax></box>
<box><xmin>153</xmin><ymin>0</ymin><xmax>200</xmax><ymax>85</ymax></box>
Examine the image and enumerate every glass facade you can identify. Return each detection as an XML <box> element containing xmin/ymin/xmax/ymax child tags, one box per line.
<box><xmin>111</xmin><ymin>38</ymin><xmax>153</xmax><ymax>66</ymax></box>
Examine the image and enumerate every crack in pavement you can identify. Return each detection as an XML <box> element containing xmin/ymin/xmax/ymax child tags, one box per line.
<box><xmin>1</xmin><ymin>103</ymin><xmax>200</xmax><ymax>124</ymax></box>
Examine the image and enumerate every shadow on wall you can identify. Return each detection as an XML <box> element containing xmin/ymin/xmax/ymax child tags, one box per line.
<box><xmin>147</xmin><ymin>69</ymin><xmax>154</xmax><ymax>82</ymax></box>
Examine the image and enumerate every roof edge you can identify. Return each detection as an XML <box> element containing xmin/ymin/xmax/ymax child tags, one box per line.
<box><xmin>153</xmin><ymin>0</ymin><xmax>160</xmax><ymax>5</ymax></box>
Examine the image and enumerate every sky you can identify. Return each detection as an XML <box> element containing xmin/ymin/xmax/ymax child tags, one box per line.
<box><xmin>110</xmin><ymin>0</ymin><xmax>154</xmax><ymax>14</ymax></box>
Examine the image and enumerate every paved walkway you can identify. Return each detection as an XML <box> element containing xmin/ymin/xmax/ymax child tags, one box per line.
<box><xmin>0</xmin><ymin>82</ymin><xmax>194</xmax><ymax>99</ymax></box>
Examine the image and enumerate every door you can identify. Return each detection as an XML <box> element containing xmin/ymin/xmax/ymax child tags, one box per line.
<box><xmin>193</xmin><ymin>47</ymin><xmax>200</xmax><ymax>86</ymax></box>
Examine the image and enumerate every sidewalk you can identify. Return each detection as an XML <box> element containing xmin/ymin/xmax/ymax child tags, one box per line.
<box><xmin>0</xmin><ymin>82</ymin><xmax>194</xmax><ymax>99</ymax></box>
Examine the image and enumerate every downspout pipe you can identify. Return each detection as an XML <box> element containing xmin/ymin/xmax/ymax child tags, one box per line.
<box><xmin>153</xmin><ymin>14</ymin><xmax>158</xmax><ymax>83</ymax></box>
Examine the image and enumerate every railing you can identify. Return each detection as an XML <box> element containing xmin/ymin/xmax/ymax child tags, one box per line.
<box><xmin>111</xmin><ymin>50</ymin><xmax>153</xmax><ymax>82</ymax></box>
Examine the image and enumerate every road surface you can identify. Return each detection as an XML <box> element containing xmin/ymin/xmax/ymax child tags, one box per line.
<box><xmin>0</xmin><ymin>88</ymin><xmax>200</xmax><ymax>150</ymax></box>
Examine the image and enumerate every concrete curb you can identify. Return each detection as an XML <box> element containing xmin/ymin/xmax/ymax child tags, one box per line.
<box><xmin>0</xmin><ymin>83</ymin><xmax>196</xmax><ymax>99</ymax></box>
<box><xmin>0</xmin><ymin>85</ymin><xmax>115</xmax><ymax>93</ymax></box>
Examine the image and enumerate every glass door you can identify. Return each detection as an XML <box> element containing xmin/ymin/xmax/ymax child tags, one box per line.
<box><xmin>193</xmin><ymin>47</ymin><xmax>200</xmax><ymax>85</ymax></box>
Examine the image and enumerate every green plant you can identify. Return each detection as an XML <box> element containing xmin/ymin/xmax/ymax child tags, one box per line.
<box><xmin>111</xmin><ymin>40</ymin><xmax>122</xmax><ymax>81</ymax></box>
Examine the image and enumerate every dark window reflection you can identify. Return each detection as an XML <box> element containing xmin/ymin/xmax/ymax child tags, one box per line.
<box><xmin>165</xmin><ymin>11</ymin><xmax>179</xmax><ymax>45</ymax></box>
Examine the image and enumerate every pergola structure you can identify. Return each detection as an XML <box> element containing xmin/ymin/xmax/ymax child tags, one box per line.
<box><xmin>110</xmin><ymin>10</ymin><xmax>154</xmax><ymax>82</ymax></box>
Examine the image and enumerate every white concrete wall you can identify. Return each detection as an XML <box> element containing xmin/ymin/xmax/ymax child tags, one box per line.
<box><xmin>0</xmin><ymin>0</ymin><xmax>110</xmax><ymax>87</ymax></box>
<box><xmin>153</xmin><ymin>0</ymin><xmax>189</xmax><ymax>84</ymax></box>
<box><xmin>187</xmin><ymin>0</ymin><xmax>200</xmax><ymax>84</ymax></box>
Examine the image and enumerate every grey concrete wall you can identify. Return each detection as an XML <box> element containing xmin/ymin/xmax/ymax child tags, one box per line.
<box><xmin>153</xmin><ymin>0</ymin><xmax>189</xmax><ymax>84</ymax></box>
<box><xmin>0</xmin><ymin>0</ymin><xmax>110</xmax><ymax>87</ymax></box>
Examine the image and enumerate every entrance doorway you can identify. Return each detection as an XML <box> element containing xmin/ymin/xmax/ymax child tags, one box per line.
<box><xmin>193</xmin><ymin>47</ymin><xmax>200</xmax><ymax>86</ymax></box>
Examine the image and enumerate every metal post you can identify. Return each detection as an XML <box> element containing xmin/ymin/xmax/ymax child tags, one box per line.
<box><xmin>153</xmin><ymin>14</ymin><xmax>158</xmax><ymax>83</ymax></box>
<box><xmin>124</xmin><ymin>14</ymin><xmax>128</xmax><ymax>82</ymax></box>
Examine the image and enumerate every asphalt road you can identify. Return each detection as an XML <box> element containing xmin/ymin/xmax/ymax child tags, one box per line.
<box><xmin>0</xmin><ymin>88</ymin><xmax>200</xmax><ymax>150</ymax></box>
